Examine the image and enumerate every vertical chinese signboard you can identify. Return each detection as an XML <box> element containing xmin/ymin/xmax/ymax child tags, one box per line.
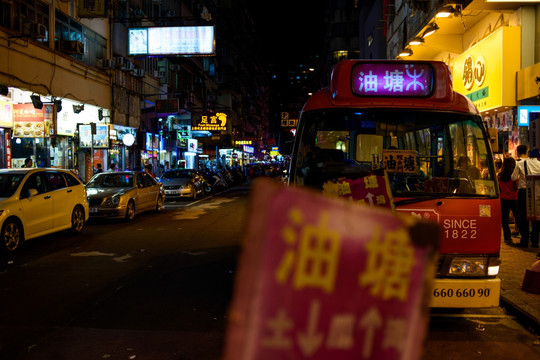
<box><xmin>224</xmin><ymin>179</ymin><xmax>438</xmax><ymax>360</ymax></box>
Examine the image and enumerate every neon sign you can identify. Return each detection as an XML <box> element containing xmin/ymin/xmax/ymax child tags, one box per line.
<box><xmin>351</xmin><ymin>63</ymin><xmax>433</xmax><ymax>97</ymax></box>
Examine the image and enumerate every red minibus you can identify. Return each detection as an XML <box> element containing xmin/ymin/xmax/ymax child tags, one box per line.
<box><xmin>282</xmin><ymin>60</ymin><xmax>501</xmax><ymax>308</ymax></box>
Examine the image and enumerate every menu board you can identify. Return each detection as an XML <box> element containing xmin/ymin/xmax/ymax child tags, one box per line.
<box><xmin>13</xmin><ymin>104</ymin><xmax>45</xmax><ymax>138</ymax></box>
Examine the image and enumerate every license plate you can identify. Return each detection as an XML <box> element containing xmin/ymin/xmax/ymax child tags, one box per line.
<box><xmin>90</xmin><ymin>207</ymin><xmax>98</xmax><ymax>213</ymax></box>
<box><xmin>429</xmin><ymin>278</ymin><xmax>500</xmax><ymax>308</ymax></box>
<box><xmin>165</xmin><ymin>190</ymin><xmax>180</xmax><ymax>195</ymax></box>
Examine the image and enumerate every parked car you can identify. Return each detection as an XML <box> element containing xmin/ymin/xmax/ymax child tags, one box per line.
<box><xmin>159</xmin><ymin>169</ymin><xmax>205</xmax><ymax>200</ymax></box>
<box><xmin>86</xmin><ymin>171</ymin><xmax>165</xmax><ymax>221</ymax></box>
<box><xmin>0</xmin><ymin>168</ymin><xmax>89</xmax><ymax>252</ymax></box>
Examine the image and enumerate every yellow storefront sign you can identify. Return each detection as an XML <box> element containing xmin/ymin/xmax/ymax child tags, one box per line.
<box><xmin>452</xmin><ymin>26</ymin><xmax>521</xmax><ymax>112</ymax></box>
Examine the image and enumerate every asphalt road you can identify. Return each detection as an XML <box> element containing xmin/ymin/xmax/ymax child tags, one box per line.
<box><xmin>0</xmin><ymin>182</ymin><xmax>539</xmax><ymax>359</ymax></box>
<box><xmin>0</xmin><ymin>186</ymin><xmax>249</xmax><ymax>359</ymax></box>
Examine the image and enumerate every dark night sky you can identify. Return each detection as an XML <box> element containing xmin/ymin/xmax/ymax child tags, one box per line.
<box><xmin>246</xmin><ymin>1</ymin><xmax>327</xmax><ymax>67</ymax></box>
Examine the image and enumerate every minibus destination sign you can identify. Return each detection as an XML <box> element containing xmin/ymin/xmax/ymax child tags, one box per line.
<box><xmin>351</xmin><ymin>63</ymin><xmax>433</xmax><ymax>97</ymax></box>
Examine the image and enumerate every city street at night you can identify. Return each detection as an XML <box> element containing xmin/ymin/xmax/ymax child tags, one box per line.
<box><xmin>0</xmin><ymin>182</ymin><xmax>539</xmax><ymax>359</ymax></box>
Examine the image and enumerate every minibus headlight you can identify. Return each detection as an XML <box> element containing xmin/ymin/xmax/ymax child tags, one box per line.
<box><xmin>449</xmin><ymin>257</ymin><xmax>487</xmax><ymax>276</ymax></box>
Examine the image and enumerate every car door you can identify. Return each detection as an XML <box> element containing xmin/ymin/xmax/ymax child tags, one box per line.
<box><xmin>136</xmin><ymin>173</ymin><xmax>150</xmax><ymax>210</ymax></box>
<box><xmin>19</xmin><ymin>173</ymin><xmax>53</xmax><ymax>236</ymax></box>
<box><xmin>43</xmin><ymin>171</ymin><xmax>71</xmax><ymax>229</ymax></box>
<box><xmin>143</xmin><ymin>173</ymin><xmax>160</xmax><ymax>207</ymax></box>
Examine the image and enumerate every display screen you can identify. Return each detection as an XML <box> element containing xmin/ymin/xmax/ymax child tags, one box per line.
<box><xmin>351</xmin><ymin>63</ymin><xmax>433</xmax><ymax>97</ymax></box>
<box><xmin>129</xmin><ymin>26</ymin><xmax>215</xmax><ymax>56</ymax></box>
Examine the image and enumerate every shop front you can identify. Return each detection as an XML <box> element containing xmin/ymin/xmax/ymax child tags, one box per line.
<box><xmin>110</xmin><ymin>124</ymin><xmax>137</xmax><ymax>171</ymax></box>
<box><xmin>451</xmin><ymin>26</ymin><xmax>521</xmax><ymax>159</ymax></box>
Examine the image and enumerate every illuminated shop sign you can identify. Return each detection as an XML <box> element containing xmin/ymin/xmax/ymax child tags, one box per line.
<box><xmin>146</xmin><ymin>132</ymin><xmax>160</xmax><ymax>151</ymax></box>
<box><xmin>192</xmin><ymin>112</ymin><xmax>227</xmax><ymax>131</ymax></box>
<box><xmin>94</xmin><ymin>124</ymin><xmax>109</xmax><ymax>148</ymax></box>
<box><xmin>0</xmin><ymin>101</ymin><xmax>13</xmax><ymax>128</ymax></box>
<box><xmin>235</xmin><ymin>140</ymin><xmax>252</xmax><ymax>145</ymax></box>
<box><xmin>13</xmin><ymin>103</ymin><xmax>55</xmax><ymax>138</ymax></box>
<box><xmin>79</xmin><ymin>124</ymin><xmax>109</xmax><ymax>148</ymax></box>
<box><xmin>128</xmin><ymin>26</ymin><xmax>215</xmax><ymax>56</ymax></box>
<box><xmin>518</xmin><ymin>106</ymin><xmax>540</xmax><ymax>127</ymax></box>
<box><xmin>351</xmin><ymin>63</ymin><xmax>433</xmax><ymax>97</ymax></box>
<box><xmin>453</xmin><ymin>27</ymin><xmax>520</xmax><ymax>112</ymax></box>
<box><xmin>113</xmin><ymin>125</ymin><xmax>137</xmax><ymax>146</ymax></box>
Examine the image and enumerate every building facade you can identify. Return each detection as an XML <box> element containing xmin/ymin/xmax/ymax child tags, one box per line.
<box><xmin>0</xmin><ymin>0</ymin><xmax>269</xmax><ymax>181</ymax></box>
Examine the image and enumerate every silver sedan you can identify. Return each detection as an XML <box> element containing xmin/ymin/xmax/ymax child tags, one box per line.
<box><xmin>86</xmin><ymin>171</ymin><xmax>165</xmax><ymax>221</ymax></box>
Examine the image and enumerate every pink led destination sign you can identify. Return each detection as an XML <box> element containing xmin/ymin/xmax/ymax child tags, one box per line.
<box><xmin>351</xmin><ymin>63</ymin><xmax>433</xmax><ymax>97</ymax></box>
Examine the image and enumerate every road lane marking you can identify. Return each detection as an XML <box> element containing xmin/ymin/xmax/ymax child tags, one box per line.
<box><xmin>172</xmin><ymin>197</ymin><xmax>236</xmax><ymax>220</ymax></box>
<box><xmin>70</xmin><ymin>251</ymin><xmax>115</xmax><ymax>257</ymax></box>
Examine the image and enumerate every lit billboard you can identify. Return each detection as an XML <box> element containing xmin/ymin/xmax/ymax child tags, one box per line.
<box><xmin>129</xmin><ymin>26</ymin><xmax>215</xmax><ymax>56</ymax></box>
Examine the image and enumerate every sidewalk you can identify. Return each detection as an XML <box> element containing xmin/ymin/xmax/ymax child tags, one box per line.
<box><xmin>499</xmin><ymin>235</ymin><xmax>540</xmax><ymax>330</ymax></box>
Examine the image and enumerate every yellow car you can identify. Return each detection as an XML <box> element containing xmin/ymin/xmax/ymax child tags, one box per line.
<box><xmin>0</xmin><ymin>168</ymin><xmax>89</xmax><ymax>252</ymax></box>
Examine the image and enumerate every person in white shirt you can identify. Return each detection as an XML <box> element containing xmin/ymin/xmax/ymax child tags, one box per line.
<box><xmin>511</xmin><ymin>145</ymin><xmax>540</xmax><ymax>248</ymax></box>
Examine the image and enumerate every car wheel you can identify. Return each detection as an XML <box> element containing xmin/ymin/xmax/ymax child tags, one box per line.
<box><xmin>1</xmin><ymin>219</ymin><xmax>23</xmax><ymax>252</ymax></box>
<box><xmin>191</xmin><ymin>185</ymin><xmax>197</xmax><ymax>200</ymax></box>
<box><xmin>70</xmin><ymin>206</ymin><xmax>85</xmax><ymax>233</ymax></box>
<box><xmin>155</xmin><ymin>195</ymin><xmax>164</xmax><ymax>212</ymax></box>
<box><xmin>125</xmin><ymin>200</ymin><xmax>136</xmax><ymax>221</ymax></box>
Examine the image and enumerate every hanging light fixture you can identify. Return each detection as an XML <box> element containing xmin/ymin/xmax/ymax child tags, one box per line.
<box><xmin>423</xmin><ymin>23</ymin><xmax>439</xmax><ymax>38</ymax></box>
<box><xmin>398</xmin><ymin>48</ymin><xmax>413</xmax><ymax>57</ymax></box>
<box><xmin>73</xmin><ymin>104</ymin><xmax>84</xmax><ymax>114</ymax></box>
<box><xmin>436</xmin><ymin>5</ymin><xmax>457</xmax><ymax>18</ymax></box>
<box><xmin>53</xmin><ymin>98</ymin><xmax>62</xmax><ymax>112</ymax></box>
<box><xmin>30</xmin><ymin>94</ymin><xmax>43</xmax><ymax>109</ymax></box>
<box><xmin>409</xmin><ymin>37</ymin><xmax>425</xmax><ymax>46</ymax></box>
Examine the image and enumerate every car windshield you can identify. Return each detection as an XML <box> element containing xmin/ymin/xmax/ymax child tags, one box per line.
<box><xmin>87</xmin><ymin>173</ymin><xmax>133</xmax><ymax>188</ymax></box>
<box><xmin>0</xmin><ymin>173</ymin><xmax>25</xmax><ymax>197</ymax></box>
<box><xmin>161</xmin><ymin>170</ymin><xmax>193</xmax><ymax>179</ymax></box>
<box><xmin>291</xmin><ymin>108</ymin><xmax>497</xmax><ymax>198</ymax></box>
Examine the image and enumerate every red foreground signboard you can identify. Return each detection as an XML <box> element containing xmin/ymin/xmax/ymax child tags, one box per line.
<box><xmin>223</xmin><ymin>179</ymin><xmax>439</xmax><ymax>360</ymax></box>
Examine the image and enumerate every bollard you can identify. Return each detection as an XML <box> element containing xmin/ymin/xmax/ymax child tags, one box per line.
<box><xmin>521</xmin><ymin>260</ymin><xmax>540</xmax><ymax>294</ymax></box>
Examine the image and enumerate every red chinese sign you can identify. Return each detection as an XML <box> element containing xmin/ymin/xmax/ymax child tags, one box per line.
<box><xmin>224</xmin><ymin>179</ymin><xmax>438</xmax><ymax>360</ymax></box>
<box><xmin>321</xmin><ymin>170</ymin><xmax>394</xmax><ymax>210</ymax></box>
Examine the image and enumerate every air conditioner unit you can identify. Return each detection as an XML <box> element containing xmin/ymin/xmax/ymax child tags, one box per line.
<box><xmin>114</xmin><ymin>56</ymin><xmax>126</xmax><ymax>68</ymax></box>
<box><xmin>121</xmin><ymin>62</ymin><xmax>135</xmax><ymax>71</ymax></box>
<box><xmin>153</xmin><ymin>70</ymin><xmax>166</xmax><ymax>78</ymax></box>
<box><xmin>60</xmin><ymin>40</ymin><xmax>84</xmax><ymax>55</ymax></box>
<box><xmin>131</xmin><ymin>69</ymin><xmax>145</xmax><ymax>77</ymax></box>
<box><xmin>29</xmin><ymin>23</ymin><xmax>46</xmax><ymax>39</ymax></box>
<box><xmin>166</xmin><ymin>10</ymin><xmax>177</xmax><ymax>17</ymax></box>
<box><xmin>96</xmin><ymin>59</ymin><xmax>115</xmax><ymax>69</ymax></box>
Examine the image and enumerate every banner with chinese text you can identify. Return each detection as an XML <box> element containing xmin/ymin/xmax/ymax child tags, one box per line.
<box><xmin>322</xmin><ymin>169</ymin><xmax>395</xmax><ymax>210</ymax></box>
<box><xmin>223</xmin><ymin>179</ymin><xmax>439</xmax><ymax>360</ymax></box>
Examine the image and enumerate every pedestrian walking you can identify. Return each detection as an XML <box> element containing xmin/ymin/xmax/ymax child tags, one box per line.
<box><xmin>498</xmin><ymin>157</ymin><xmax>521</xmax><ymax>244</ymax></box>
<box><xmin>511</xmin><ymin>145</ymin><xmax>540</xmax><ymax>248</ymax></box>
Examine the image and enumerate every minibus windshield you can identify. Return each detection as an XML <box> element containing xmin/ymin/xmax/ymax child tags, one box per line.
<box><xmin>291</xmin><ymin>108</ymin><xmax>497</xmax><ymax>198</ymax></box>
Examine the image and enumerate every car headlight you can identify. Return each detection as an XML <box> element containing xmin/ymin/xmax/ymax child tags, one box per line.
<box><xmin>111</xmin><ymin>195</ymin><xmax>121</xmax><ymax>205</ymax></box>
<box><xmin>449</xmin><ymin>257</ymin><xmax>487</xmax><ymax>276</ymax></box>
<box><xmin>104</xmin><ymin>195</ymin><xmax>121</xmax><ymax>206</ymax></box>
